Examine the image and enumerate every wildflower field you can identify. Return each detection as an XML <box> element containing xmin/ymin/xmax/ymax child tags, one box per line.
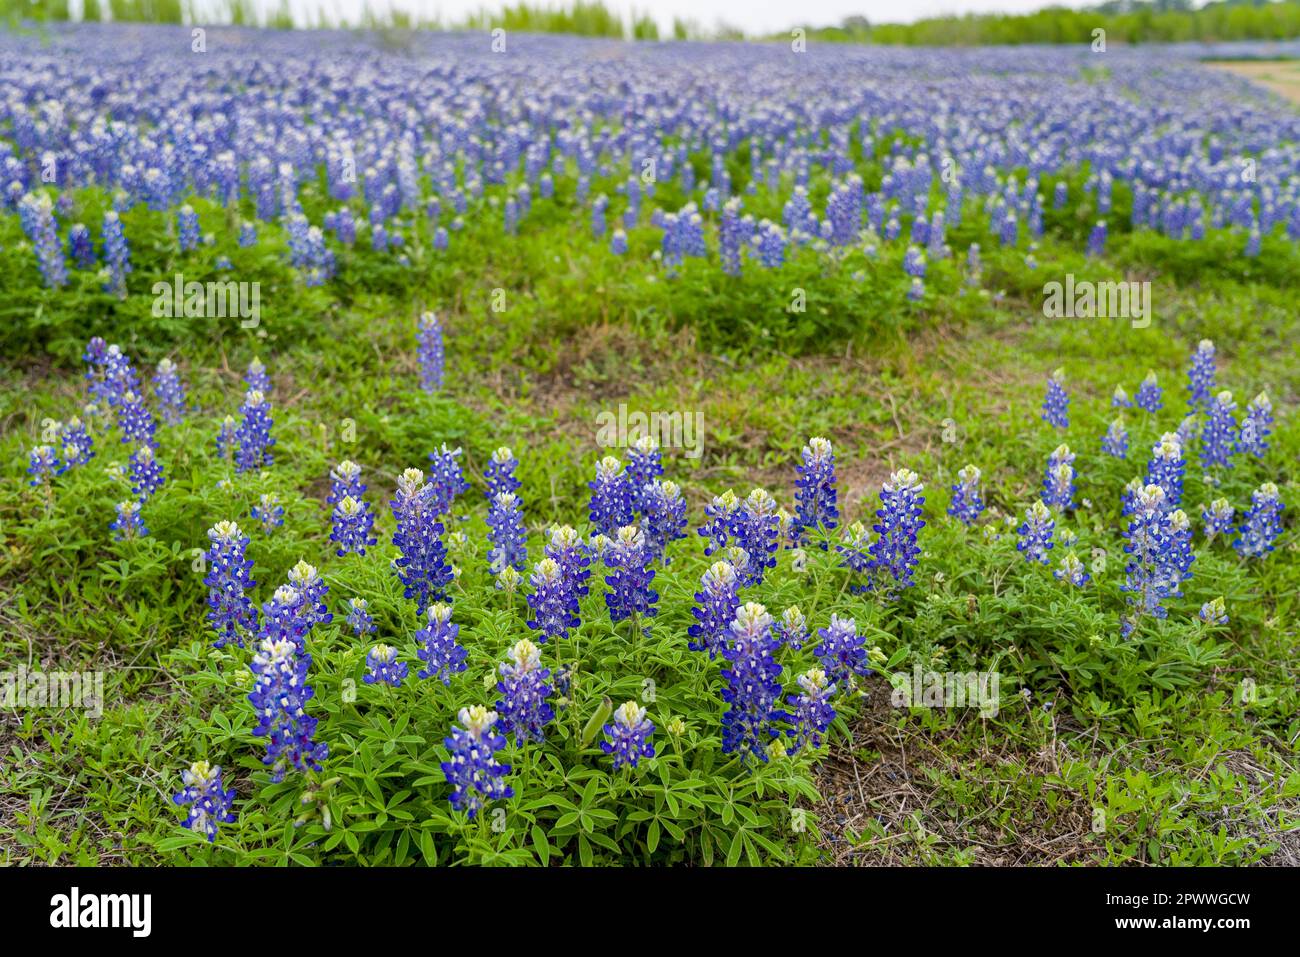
<box><xmin>1</xmin><ymin>21</ymin><xmax>1298</xmax><ymax>870</ymax></box>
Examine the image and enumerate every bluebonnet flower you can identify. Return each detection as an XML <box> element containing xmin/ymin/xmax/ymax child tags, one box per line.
<box><xmin>1199</xmin><ymin>390</ymin><xmax>1238</xmax><ymax>471</ymax></box>
<box><xmin>27</xmin><ymin>445</ymin><xmax>60</xmax><ymax>489</ymax></box>
<box><xmin>101</xmin><ymin>210</ymin><xmax>131</xmax><ymax>297</ymax></box>
<box><xmin>390</xmin><ymin>468</ymin><xmax>454</xmax><ymax>612</ymax></box>
<box><xmin>251</xmin><ymin>493</ymin><xmax>284</xmax><ymax>534</ymax></box>
<box><xmin>244</xmin><ymin>358</ymin><xmax>271</xmax><ymax>394</ymax></box>
<box><xmin>235</xmin><ymin>390</ymin><xmax>275</xmax><ymax>473</ymax></box>
<box><xmin>129</xmin><ymin>445</ymin><xmax>164</xmax><ymax>501</ymax></box>
<box><xmin>1233</xmin><ymin>483</ymin><xmax>1283</xmax><ymax>560</ymax></box>
<box><xmin>495</xmin><ymin>638</ymin><xmax>555</xmax><ymax>745</ymax></box>
<box><xmin>1199</xmin><ymin>597</ymin><xmax>1228</xmax><ymax>626</ymax></box>
<box><xmin>1102</xmin><ymin>418</ymin><xmax>1128</xmax><ymax>458</ymax></box>
<box><xmin>487</xmin><ymin>491</ymin><xmax>528</xmax><ymax>574</ymax></box>
<box><xmin>1086</xmin><ymin>219</ymin><xmax>1107</xmax><ymax>257</ymax></box>
<box><xmin>588</xmin><ymin>455</ymin><xmax>633</xmax><ymax>537</ymax></box>
<box><xmin>601</xmin><ymin>701</ymin><xmax>655</xmax><ymax>770</ymax></box>
<box><xmin>1187</xmin><ymin>339</ymin><xmax>1216</xmax><ymax>415</ymax></box>
<box><xmin>1134</xmin><ymin>371</ymin><xmax>1162</xmax><ymax>413</ymax></box>
<box><xmin>1236</xmin><ymin>392</ymin><xmax>1272</xmax><ymax>458</ymax></box>
<box><xmin>69</xmin><ymin>223</ymin><xmax>95</xmax><ymax>269</ymax></box>
<box><xmin>1041</xmin><ymin>444</ymin><xmax>1076</xmax><ymax>511</ymax></box>
<box><xmin>836</xmin><ymin>520</ymin><xmax>872</xmax><ymax>588</ymax></box>
<box><xmin>906</xmin><ymin>277</ymin><xmax>925</xmax><ymax>302</ymax></box>
<box><xmin>332</xmin><ymin>495</ymin><xmax>378</xmax><ymax>557</ymax></box>
<box><xmin>869</xmin><ymin>469</ymin><xmax>926</xmax><ymax>594</ymax></box>
<box><xmin>215</xmin><ymin>415</ymin><xmax>238</xmax><ymax>462</ymax></box>
<box><xmin>152</xmin><ymin>359</ymin><xmax>187</xmax><ymax>424</ymax></box>
<box><xmin>730</xmin><ymin>488</ymin><xmax>780</xmax><ymax>586</ymax></box>
<box><xmin>495</xmin><ymin>565</ymin><xmax>523</xmax><ymax>595</ymax></box>
<box><xmin>426</xmin><ymin>444</ymin><xmax>469</xmax><ymax>515</ymax></box>
<box><xmin>794</xmin><ymin>436</ymin><xmax>839</xmax><ymax>546</ymax></box>
<box><xmin>604</xmin><ymin>525</ymin><xmax>659</xmax><ymax>626</ymax></box>
<box><xmin>19</xmin><ymin>192</ymin><xmax>68</xmax><ymax>288</ymax></box>
<box><xmin>545</xmin><ymin>524</ymin><xmax>592</xmax><ymax>599</ymax></box>
<box><xmin>1119</xmin><ymin>484</ymin><xmax>1180</xmax><ymax>638</ymax></box>
<box><xmin>248</xmin><ymin>637</ymin><xmax>328</xmax><ymax>782</ymax></box>
<box><xmin>1016</xmin><ymin>501</ymin><xmax>1055</xmax><ymax>565</ymax></box>
<box><xmin>625</xmin><ymin>436</ymin><xmax>664</xmax><ymax>513</ymax></box>
<box><xmin>116</xmin><ymin>391</ymin><xmax>157</xmax><ymax>448</ymax></box>
<box><xmin>203</xmin><ymin>520</ymin><xmax>258</xmax><ymax>648</ymax></box>
<box><xmin>171</xmin><ymin>761</ymin><xmax>236</xmax><ymax>843</ymax></box>
<box><xmin>111</xmin><ymin>499</ymin><xmax>148</xmax><ymax>540</ymax></box>
<box><xmin>688</xmin><ymin>560</ymin><xmax>741</xmax><ymax>659</ymax></box>
<box><xmin>287</xmin><ymin>560</ymin><xmax>333</xmax><ymax>633</ymax></box>
<box><xmin>346</xmin><ymin>597</ymin><xmax>375</xmax><ymax>637</ymax></box>
<box><xmin>948</xmin><ymin>464</ymin><xmax>985</xmax><ymax>525</ymax></box>
<box><xmin>101</xmin><ymin>344</ymin><xmax>140</xmax><ymax>407</ymax></box>
<box><xmin>1200</xmin><ymin>498</ymin><xmax>1233</xmax><ymax>543</ymax></box>
<box><xmin>785</xmin><ymin>669</ymin><xmax>837</xmax><ymax>755</ymax></box>
<box><xmin>328</xmin><ymin>458</ymin><xmax>365</xmax><ymax>503</ymax></box>
<box><xmin>441</xmin><ymin>705</ymin><xmax>512</xmax><ymax>819</ymax></box>
<box><xmin>610</xmin><ymin>228</ymin><xmax>628</xmax><ymax>255</ymax></box>
<box><xmin>720</xmin><ymin>602</ymin><xmax>786</xmax><ymax>763</ymax></box>
<box><xmin>1166</xmin><ymin>509</ymin><xmax>1195</xmax><ymax>595</ymax></box>
<box><xmin>484</xmin><ymin>446</ymin><xmax>521</xmax><ymax>498</ymax></box>
<box><xmin>1111</xmin><ymin>385</ymin><xmax>1132</xmax><ymax>409</ymax></box>
<box><xmin>238</xmin><ymin>221</ymin><xmax>257</xmax><ymax>246</ymax></box>
<box><xmin>255</xmin><ymin>585</ymin><xmax>308</xmax><ymax>653</ymax></box>
<box><xmin>816</xmin><ymin>614</ymin><xmax>870</xmax><ymax>686</ymax></box>
<box><xmin>1041</xmin><ymin>368</ymin><xmax>1069</xmax><ymax>429</ymax></box>
<box><xmin>699</xmin><ymin>489</ymin><xmax>740</xmax><ymax>556</ymax></box>
<box><xmin>641</xmin><ymin>479</ymin><xmax>688</xmax><ymax>563</ymax></box>
<box><xmin>527</xmin><ymin>557</ymin><xmax>579</xmax><ymax>642</ymax></box>
<box><xmin>1145</xmin><ymin>432</ymin><xmax>1185</xmax><ymax>506</ymax></box>
<box><xmin>1054</xmin><ymin>551</ymin><xmax>1091</xmax><ymax>587</ymax></box>
<box><xmin>416</xmin><ymin>312</ymin><xmax>445</xmax><ymax>393</ymax></box>
<box><xmin>59</xmin><ymin>418</ymin><xmax>94</xmax><ymax>470</ymax></box>
<box><xmin>177</xmin><ymin>204</ymin><xmax>200</xmax><ymax>251</ymax></box>
<box><xmin>415</xmin><ymin>602</ymin><xmax>468</xmax><ymax>684</ymax></box>
<box><xmin>775</xmin><ymin>606</ymin><xmax>809</xmax><ymax>650</ymax></box>
<box><xmin>364</xmin><ymin>644</ymin><xmax>408</xmax><ymax>687</ymax></box>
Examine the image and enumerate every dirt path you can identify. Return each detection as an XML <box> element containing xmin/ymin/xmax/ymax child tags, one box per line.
<box><xmin>1205</xmin><ymin>59</ymin><xmax>1300</xmax><ymax>104</ymax></box>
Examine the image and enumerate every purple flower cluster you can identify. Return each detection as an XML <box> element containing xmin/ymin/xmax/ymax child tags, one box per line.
<box><xmin>391</xmin><ymin>468</ymin><xmax>454</xmax><ymax>613</ymax></box>
<box><xmin>688</xmin><ymin>560</ymin><xmax>741</xmax><ymax>658</ymax></box>
<box><xmin>948</xmin><ymin>464</ymin><xmax>985</xmax><ymax>525</ymax></box>
<box><xmin>1041</xmin><ymin>368</ymin><xmax>1069</xmax><ymax>429</ymax></box>
<box><xmin>601</xmin><ymin>701</ymin><xmax>656</xmax><ymax>770</ymax></box>
<box><xmin>204</xmin><ymin>520</ymin><xmax>259</xmax><ymax>648</ymax></box>
<box><xmin>588</xmin><ymin>455</ymin><xmax>633</xmax><ymax>537</ymax></box>
<box><xmin>794</xmin><ymin>436</ymin><xmax>839</xmax><ymax>546</ymax></box>
<box><xmin>248</xmin><ymin>637</ymin><xmax>328</xmax><ymax>782</ymax></box>
<box><xmin>441</xmin><ymin>706</ymin><xmax>512</xmax><ymax>819</ymax></box>
<box><xmin>416</xmin><ymin>311</ymin><xmax>445</xmax><ymax>393</ymax></box>
<box><xmin>1233</xmin><ymin>483</ymin><xmax>1283</xmax><ymax>559</ymax></box>
<box><xmin>603</xmin><ymin>525</ymin><xmax>659</xmax><ymax>626</ymax></box>
<box><xmin>495</xmin><ymin>638</ymin><xmax>555</xmax><ymax>745</ymax></box>
<box><xmin>720</xmin><ymin>603</ymin><xmax>786</xmax><ymax>763</ymax></box>
<box><xmin>171</xmin><ymin>761</ymin><xmax>237</xmax><ymax>842</ymax></box>
<box><xmin>415</xmin><ymin>602</ymin><xmax>468</xmax><ymax>684</ymax></box>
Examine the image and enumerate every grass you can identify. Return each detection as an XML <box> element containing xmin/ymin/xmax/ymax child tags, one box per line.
<box><xmin>1</xmin><ymin>140</ymin><xmax>1298</xmax><ymax>865</ymax></box>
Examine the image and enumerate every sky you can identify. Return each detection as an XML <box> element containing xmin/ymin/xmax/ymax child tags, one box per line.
<box><xmin>271</xmin><ymin>0</ymin><xmax>1098</xmax><ymax>34</ymax></box>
